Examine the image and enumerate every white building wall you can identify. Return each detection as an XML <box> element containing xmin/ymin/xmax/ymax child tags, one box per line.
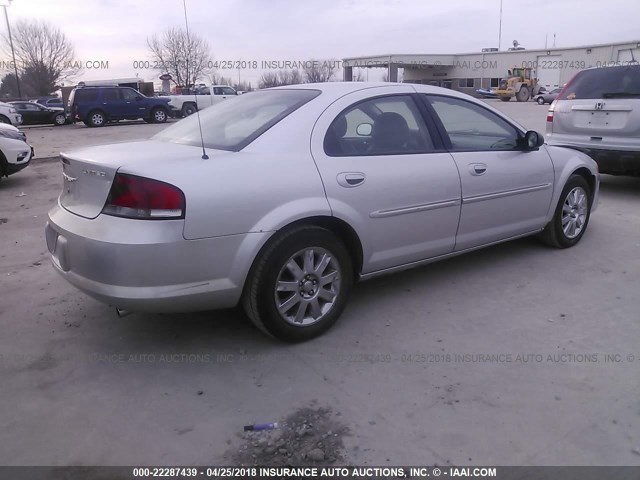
<box><xmin>395</xmin><ymin>41</ymin><xmax>640</xmax><ymax>94</ymax></box>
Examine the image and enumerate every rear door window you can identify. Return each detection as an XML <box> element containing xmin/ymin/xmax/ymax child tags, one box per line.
<box><xmin>102</xmin><ymin>89</ymin><xmax>121</xmax><ymax>102</ymax></box>
<box><xmin>74</xmin><ymin>89</ymin><xmax>99</xmax><ymax>102</ymax></box>
<box><xmin>560</xmin><ymin>65</ymin><xmax>640</xmax><ymax>100</ymax></box>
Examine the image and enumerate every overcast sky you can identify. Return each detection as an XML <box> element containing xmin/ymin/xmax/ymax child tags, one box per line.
<box><xmin>5</xmin><ymin>0</ymin><xmax>640</xmax><ymax>87</ymax></box>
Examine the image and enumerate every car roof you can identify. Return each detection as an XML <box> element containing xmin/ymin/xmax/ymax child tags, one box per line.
<box><xmin>271</xmin><ymin>81</ymin><xmax>474</xmax><ymax>98</ymax></box>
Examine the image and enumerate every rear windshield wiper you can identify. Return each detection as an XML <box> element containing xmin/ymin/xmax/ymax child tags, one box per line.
<box><xmin>602</xmin><ymin>92</ymin><xmax>640</xmax><ymax>98</ymax></box>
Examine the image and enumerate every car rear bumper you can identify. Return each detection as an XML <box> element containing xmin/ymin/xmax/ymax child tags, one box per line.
<box><xmin>46</xmin><ymin>204</ymin><xmax>271</xmax><ymax>312</ymax></box>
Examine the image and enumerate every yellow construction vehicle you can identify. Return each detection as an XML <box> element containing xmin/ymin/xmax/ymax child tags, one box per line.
<box><xmin>496</xmin><ymin>67</ymin><xmax>541</xmax><ymax>102</ymax></box>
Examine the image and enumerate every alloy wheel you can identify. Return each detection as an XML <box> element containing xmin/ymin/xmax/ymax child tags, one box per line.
<box><xmin>274</xmin><ymin>247</ymin><xmax>341</xmax><ymax>326</ymax></box>
<box><xmin>561</xmin><ymin>186</ymin><xmax>588</xmax><ymax>239</ymax></box>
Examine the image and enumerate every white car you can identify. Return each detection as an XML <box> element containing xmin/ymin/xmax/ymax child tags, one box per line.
<box><xmin>0</xmin><ymin>101</ymin><xmax>23</xmax><ymax>126</ymax></box>
<box><xmin>0</xmin><ymin>123</ymin><xmax>33</xmax><ymax>182</ymax></box>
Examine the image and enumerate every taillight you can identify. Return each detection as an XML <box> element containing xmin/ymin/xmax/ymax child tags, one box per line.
<box><xmin>547</xmin><ymin>102</ymin><xmax>555</xmax><ymax>123</ymax></box>
<box><xmin>102</xmin><ymin>173</ymin><xmax>185</xmax><ymax>219</ymax></box>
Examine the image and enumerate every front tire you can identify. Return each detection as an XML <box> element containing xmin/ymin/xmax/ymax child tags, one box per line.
<box><xmin>243</xmin><ymin>226</ymin><xmax>353</xmax><ymax>342</ymax></box>
<box><xmin>539</xmin><ymin>174</ymin><xmax>592</xmax><ymax>248</ymax></box>
<box><xmin>0</xmin><ymin>115</ymin><xmax>10</xmax><ymax>124</ymax></box>
<box><xmin>499</xmin><ymin>96</ymin><xmax>511</xmax><ymax>102</ymax></box>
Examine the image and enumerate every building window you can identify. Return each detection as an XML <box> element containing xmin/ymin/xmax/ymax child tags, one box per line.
<box><xmin>490</xmin><ymin>78</ymin><xmax>500</xmax><ymax>88</ymax></box>
<box><xmin>458</xmin><ymin>78</ymin><xmax>475</xmax><ymax>88</ymax></box>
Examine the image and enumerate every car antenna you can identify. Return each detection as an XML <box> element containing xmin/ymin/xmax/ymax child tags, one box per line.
<box><xmin>182</xmin><ymin>0</ymin><xmax>209</xmax><ymax>160</ymax></box>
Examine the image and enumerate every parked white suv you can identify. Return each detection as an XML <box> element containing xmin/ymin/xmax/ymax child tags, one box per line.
<box><xmin>0</xmin><ymin>101</ymin><xmax>23</xmax><ymax>126</ymax></box>
<box><xmin>0</xmin><ymin>123</ymin><xmax>32</xmax><ymax>182</ymax></box>
<box><xmin>546</xmin><ymin>64</ymin><xmax>640</xmax><ymax>176</ymax></box>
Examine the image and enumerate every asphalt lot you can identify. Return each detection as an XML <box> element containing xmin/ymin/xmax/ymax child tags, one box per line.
<box><xmin>23</xmin><ymin>119</ymin><xmax>178</xmax><ymax>160</ymax></box>
<box><xmin>1</xmin><ymin>100</ymin><xmax>639</xmax><ymax>467</ymax></box>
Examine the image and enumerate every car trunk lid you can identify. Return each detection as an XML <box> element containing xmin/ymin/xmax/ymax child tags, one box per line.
<box><xmin>57</xmin><ymin>140</ymin><xmax>210</xmax><ymax>219</ymax></box>
<box><xmin>59</xmin><ymin>154</ymin><xmax>120</xmax><ymax>219</ymax></box>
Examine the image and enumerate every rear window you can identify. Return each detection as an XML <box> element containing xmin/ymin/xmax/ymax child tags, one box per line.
<box><xmin>73</xmin><ymin>89</ymin><xmax>99</xmax><ymax>103</ymax></box>
<box><xmin>559</xmin><ymin>65</ymin><xmax>640</xmax><ymax>100</ymax></box>
<box><xmin>154</xmin><ymin>89</ymin><xmax>320</xmax><ymax>151</ymax></box>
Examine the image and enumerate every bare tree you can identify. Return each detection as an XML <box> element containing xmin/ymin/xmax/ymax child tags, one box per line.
<box><xmin>258</xmin><ymin>69</ymin><xmax>303</xmax><ymax>89</ymax></box>
<box><xmin>147</xmin><ymin>27</ymin><xmax>212</xmax><ymax>87</ymax></box>
<box><xmin>258</xmin><ymin>72</ymin><xmax>279</xmax><ymax>89</ymax></box>
<box><xmin>303</xmin><ymin>59</ymin><xmax>338</xmax><ymax>83</ymax></box>
<box><xmin>209</xmin><ymin>73</ymin><xmax>252</xmax><ymax>92</ymax></box>
<box><xmin>277</xmin><ymin>69</ymin><xmax>303</xmax><ymax>85</ymax></box>
<box><xmin>209</xmin><ymin>73</ymin><xmax>234</xmax><ymax>85</ymax></box>
<box><xmin>2</xmin><ymin>19</ymin><xmax>80</xmax><ymax>95</ymax></box>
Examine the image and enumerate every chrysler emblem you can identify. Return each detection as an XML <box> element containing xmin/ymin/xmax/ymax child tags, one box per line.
<box><xmin>62</xmin><ymin>172</ymin><xmax>77</xmax><ymax>182</ymax></box>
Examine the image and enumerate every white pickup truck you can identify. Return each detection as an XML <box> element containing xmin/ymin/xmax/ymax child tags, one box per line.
<box><xmin>168</xmin><ymin>85</ymin><xmax>237</xmax><ymax>117</ymax></box>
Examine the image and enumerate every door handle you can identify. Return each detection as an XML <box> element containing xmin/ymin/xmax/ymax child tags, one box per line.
<box><xmin>469</xmin><ymin>163</ymin><xmax>487</xmax><ymax>176</ymax></box>
<box><xmin>337</xmin><ymin>172</ymin><xmax>366</xmax><ymax>188</ymax></box>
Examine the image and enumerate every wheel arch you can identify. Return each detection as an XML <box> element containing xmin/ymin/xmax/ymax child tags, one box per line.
<box><xmin>87</xmin><ymin>108</ymin><xmax>108</xmax><ymax>121</ymax></box>
<box><xmin>545</xmin><ymin>149</ymin><xmax>599</xmax><ymax>222</ymax></box>
<box><xmin>241</xmin><ymin>215</ymin><xmax>364</xmax><ymax>299</ymax></box>
<box><xmin>572</xmin><ymin>166</ymin><xmax>597</xmax><ymax>198</ymax></box>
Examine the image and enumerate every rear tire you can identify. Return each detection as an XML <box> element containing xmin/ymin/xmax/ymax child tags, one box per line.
<box><xmin>53</xmin><ymin>113</ymin><xmax>66</xmax><ymax>126</ymax></box>
<box><xmin>182</xmin><ymin>103</ymin><xmax>197</xmax><ymax>116</ymax></box>
<box><xmin>87</xmin><ymin>110</ymin><xmax>106</xmax><ymax>127</ymax></box>
<box><xmin>242</xmin><ymin>225</ymin><xmax>353</xmax><ymax>342</ymax></box>
<box><xmin>539</xmin><ymin>174</ymin><xmax>592</xmax><ymax>248</ymax></box>
<box><xmin>499</xmin><ymin>96</ymin><xmax>511</xmax><ymax>102</ymax></box>
<box><xmin>0</xmin><ymin>115</ymin><xmax>10</xmax><ymax>124</ymax></box>
<box><xmin>151</xmin><ymin>107</ymin><xmax>167</xmax><ymax>123</ymax></box>
<box><xmin>537</xmin><ymin>96</ymin><xmax>545</xmax><ymax>105</ymax></box>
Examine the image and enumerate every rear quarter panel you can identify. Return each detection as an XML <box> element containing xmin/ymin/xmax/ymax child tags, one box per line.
<box><xmin>119</xmin><ymin>99</ymin><xmax>334</xmax><ymax>240</ymax></box>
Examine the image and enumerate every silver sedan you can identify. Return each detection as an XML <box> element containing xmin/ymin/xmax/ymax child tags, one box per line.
<box><xmin>46</xmin><ymin>82</ymin><xmax>599</xmax><ymax>342</ymax></box>
<box><xmin>534</xmin><ymin>87</ymin><xmax>562</xmax><ymax>105</ymax></box>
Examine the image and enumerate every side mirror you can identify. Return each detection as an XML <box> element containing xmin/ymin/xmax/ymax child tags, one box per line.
<box><xmin>356</xmin><ymin>123</ymin><xmax>372</xmax><ymax>136</ymax></box>
<box><xmin>521</xmin><ymin>130</ymin><xmax>544</xmax><ymax>150</ymax></box>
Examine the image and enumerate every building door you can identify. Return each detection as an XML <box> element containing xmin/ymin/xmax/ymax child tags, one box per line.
<box><xmin>617</xmin><ymin>48</ymin><xmax>640</xmax><ymax>63</ymax></box>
